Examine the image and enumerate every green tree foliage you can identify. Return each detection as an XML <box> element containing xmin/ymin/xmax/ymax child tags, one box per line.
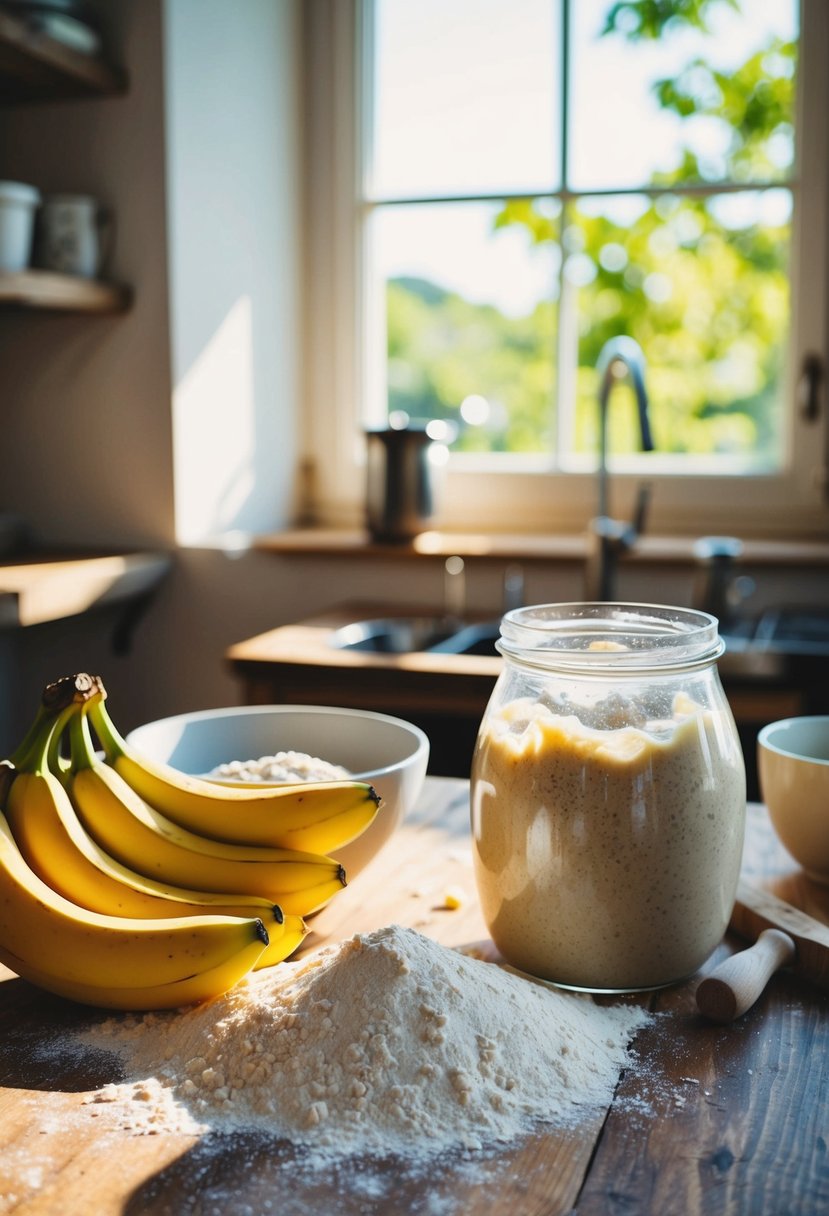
<box><xmin>385</xmin><ymin>0</ymin><xmax>795</xmax><ymax>465</ymax></box>
<box><xmin>601</xmin><ymin>0</ymin><xmax>739</xmax><ymax>41</ymax></box>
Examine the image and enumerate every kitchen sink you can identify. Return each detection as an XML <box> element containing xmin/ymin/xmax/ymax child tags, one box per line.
<box><xmin>753</xmin><ymin>606</ymin><xmax>829</xmax><ymax>651</ymax></box>
<box><xmin>329</xmin><ymin>616</ymin><xmax>462</xmax><ymax>654</ymax></box>
<box><xmin>330</xmin><ymin>615</ymin><xmax>501</xmax><ymax>656</ymax></box>
<box><xmin>330</xmin><ymin>607</ymin><xmax>829</xmax><ymax>664</ymax></box>
<box><xmin>427</xmin><ymin>621</ymin><xmax>501</xmax><ymax>656</ymax></box>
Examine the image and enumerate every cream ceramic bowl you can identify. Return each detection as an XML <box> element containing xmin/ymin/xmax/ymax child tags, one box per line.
<box><xmin>757</xmin><ymin>715</ymin><xmax>829</xmax><ymax>884</ymax></box>
<box><xmin>126</xmin><ymin>704</ymin><xmax>430</xmax><ymax>880</ymax></box>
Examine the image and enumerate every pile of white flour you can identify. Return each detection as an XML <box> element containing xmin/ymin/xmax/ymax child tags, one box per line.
<box><xmin>79</xmin><ymin>924</ymin><xmax>650</xmax><ymax>1162</ymax></box>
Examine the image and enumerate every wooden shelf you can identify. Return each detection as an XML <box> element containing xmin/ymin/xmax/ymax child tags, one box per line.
<box><xmin>0</xmin><ymin>269</ymin><xmax>131</xmax><ymax>314</ymax></box>
<box><xmin>0</xmin><ymin>551</ymin><xmax>170</xmax><ymax>628</ymax></box>
<box><xmin>0</xmin><ymin>8</ymin><xmax>126</xmax><ymax>103</ymax></box>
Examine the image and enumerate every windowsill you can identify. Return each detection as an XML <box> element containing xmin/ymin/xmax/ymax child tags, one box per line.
<box><xmin>253</xmin><ymin>528</ymin><xmax>829</xmax><ymax>567</ymax></box>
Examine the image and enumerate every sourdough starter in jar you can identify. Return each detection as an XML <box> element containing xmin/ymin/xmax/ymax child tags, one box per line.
<box><xmin>470</xmin><ymin>604</ymin><xmax>746</xmax><ymax>992</ymax></box>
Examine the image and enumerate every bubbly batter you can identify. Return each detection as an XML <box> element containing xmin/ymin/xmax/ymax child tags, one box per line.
<box><xmin>471</xmin><ymin>694</ymin><xmax>746</xmax><ymax>991</ymax></box>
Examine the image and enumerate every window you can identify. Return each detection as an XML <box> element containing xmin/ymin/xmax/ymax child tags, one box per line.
<box><xmin>302</xmin><ymin>0</ymin><xmax>829</xmax><ymax>537</ymax></box>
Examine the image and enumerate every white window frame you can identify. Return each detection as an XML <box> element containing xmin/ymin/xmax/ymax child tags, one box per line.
<box><xmin>301</xmin><ymin>0</ymin><xmax>829</xmax><ymax>538</ymax></box>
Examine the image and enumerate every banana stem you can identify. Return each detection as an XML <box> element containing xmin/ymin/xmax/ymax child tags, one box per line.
<box><xmin>7</xmin><ymin>703</ymin><xmax>52</xmax><ymax>768</ymax></box>
<box><xmin>42</xmin><ymin>672</ymin><xmax>104</xmax><ymax>710</ymax></box>
<box><xmin>46</xmin><ymin>707</ymin><xmax>75</xmax><ymax>784</ymax></box>
<box><xmin>16</xmin><ymin>704</ymin><xmax>78</xmax><ymax>776</ymax></box>
<box><xmin>87</xmin><ymin>698</ymin><xmax>126</xmax><ymax>762</ymax></box>
<box><xmin>8</xmin><ymin>673</ymin><xmax>105</xmax><ymax>769</ymax></box>
<box><xmin>68</xmin><ymin>706</ymin><xmax>100</xmax><ymax>773</ymax></box>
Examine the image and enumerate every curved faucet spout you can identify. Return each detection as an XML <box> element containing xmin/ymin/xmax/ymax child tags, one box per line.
<box><xmin>596</xmin><ymin>336</ymin><xmax>653</xmax><ymax>518</ymax></box>
<box><xmin>587</xmin><ymin>336</ymin><xmax>654</xmax><ymax>601</ymax></box>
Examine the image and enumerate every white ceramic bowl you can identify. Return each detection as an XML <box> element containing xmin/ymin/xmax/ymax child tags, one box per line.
<box><xmin>126</xmin><ymin>704</ymin><xmax>430</xmax><ymax>880</ymax></box>
<box><xmin>757</xmin><ymin>715</ymin><xmax>829</xmax><ymax>884</ymax></box>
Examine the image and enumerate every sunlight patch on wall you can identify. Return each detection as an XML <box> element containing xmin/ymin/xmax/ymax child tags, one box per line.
<box><xmin>172</xmin><ymin>295</ymin><xmax>256</xmax><ymax>545</ymax></box>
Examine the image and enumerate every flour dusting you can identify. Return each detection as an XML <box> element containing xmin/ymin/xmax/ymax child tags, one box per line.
<box><xmin>77</xmin><ymin>924</ymin><xmax>649</xmax><ymax>1163</ymax></box>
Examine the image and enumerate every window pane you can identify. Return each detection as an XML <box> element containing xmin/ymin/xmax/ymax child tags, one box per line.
<box><xmin>369</xmin><ymin>0</ymin><xmax>561</xmax><ymax>199</ymax></box>
<box><xmin>569</xmin><ymin>0</ymin><xmax>798</xmax><ymax>191</ymax></box>
<box><xmin>561</xmin><ymin>191</ymin><xmax>791</xmax><ymax>465</ymax></box>
<box><xmin>370</xmin><ymin>201</ymin><xmax>560</xmax><ymax>453</ymax></box>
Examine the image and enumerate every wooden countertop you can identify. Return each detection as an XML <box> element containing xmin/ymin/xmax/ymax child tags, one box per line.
<box><xmin>226</xmin><ymin>601</ymin><xmax>500</xmax><ymax>680</ymax></box>
<box><xmin>225</xmin><ymin>603</ymin><xmax>501</xmax><ymax>733</ymax></box>
<box><xmin>255</xmin><ymin>528</ymin><xmax>829</xmax><ymax>567</ymax></box>
<box><xmin>0</xmin><ymin>780</ymin><xmax>826</xmax><ymax>1214</ymax></box>
<box><xmin>0</xmin><ymin>551</ymin><xmax>171</xmax><ymax>628</ymax></box>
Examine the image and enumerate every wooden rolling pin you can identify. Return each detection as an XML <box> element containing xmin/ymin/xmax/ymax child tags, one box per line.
<box><xmin>696</xmin><ymin>879</ymin><xmax>829</xmax><ymax>1023</ymax></box>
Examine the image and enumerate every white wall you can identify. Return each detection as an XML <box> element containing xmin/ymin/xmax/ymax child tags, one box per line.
<box><xmin>164</xmin><ymin>0</ymin><xmax>299</xmax><ymax>543</ymax></box>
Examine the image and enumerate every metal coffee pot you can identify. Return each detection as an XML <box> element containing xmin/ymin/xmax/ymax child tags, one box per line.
<box><xmin>365</xmin><ymin>419</ymin><xmax>440</xmax><ymax>543</ymax></box>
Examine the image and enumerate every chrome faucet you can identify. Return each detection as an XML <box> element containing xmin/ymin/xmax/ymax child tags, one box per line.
<box><xmin>585</xmin><ymin>336</ymin><xmax>654</xmax><ymax>601</ymax></box>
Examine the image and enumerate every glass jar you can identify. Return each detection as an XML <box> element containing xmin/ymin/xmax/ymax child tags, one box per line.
<box><xmin>470</xmin><ymin>602</ymin><xmax>746</xmax><ymax>993</ymax></box>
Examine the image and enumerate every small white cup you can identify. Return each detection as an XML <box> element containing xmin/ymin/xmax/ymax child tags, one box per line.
<box><xmin>758</xmin><ymin>715</ymin><xmax>829</xmax><ymax>884</ymax></box>
<box><xmin>36</xmin><ymin>193</ymin><xmax>110</xmax><ymax>278</ymax></box>
<box><xmin>0</xmin><ymin>181</ymin><xmax>41</xmax><ymax>272</ymax></box>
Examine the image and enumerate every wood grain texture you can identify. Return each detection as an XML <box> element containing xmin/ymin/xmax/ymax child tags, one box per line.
<box><xmin>0</xmin><ymin>785</ymin><xmax>827</xmax><ymax>1215</ymax></box>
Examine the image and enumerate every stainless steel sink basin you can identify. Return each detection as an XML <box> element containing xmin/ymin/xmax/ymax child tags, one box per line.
<box><xmin>330</xmin><ymin>616</ymin><xmax>461</xmax><ymax>654</ymax></box>
<box><xmin>427</xmin><ymin>621</ymin><xmax>501</xmax><ymax>656</ymax></box>
<box><xmin>719</xmin><ymin>607</ymin><xmax>829</xmax><ymax>678</ymax></box>
<box><xmin>754</xmin><ymin>606</ymin><xmax>829</xmax><ymax>651</ymax></box>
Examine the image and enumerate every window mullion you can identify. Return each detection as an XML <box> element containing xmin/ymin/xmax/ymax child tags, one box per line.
<box><xmin>554</xmin><ymin>0</ymin><xmax>573</xmax><ymax>468</ymax></box>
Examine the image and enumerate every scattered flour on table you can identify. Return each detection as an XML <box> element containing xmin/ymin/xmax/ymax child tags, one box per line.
<box><xmin>76</xmin><ymin>924</ymin><xmax>650</xmax><ymax>1163</ymax></box>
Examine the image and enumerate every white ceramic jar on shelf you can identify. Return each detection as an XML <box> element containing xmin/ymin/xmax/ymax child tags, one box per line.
<box><xmin>0</xmin><ymin>181</ymin><xmax>41</xmax><ymax>272</ymax></box>
<box><xmin>36</xmin><ymin>193</ymin><xmax>109</xmax><ymax>278</ymax></box>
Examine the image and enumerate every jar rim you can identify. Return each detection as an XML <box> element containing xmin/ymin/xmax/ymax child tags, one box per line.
<box><xmin>497</xmin><ymin>602</ymin><xmax>724</xmax><ymax>673</ymax></box>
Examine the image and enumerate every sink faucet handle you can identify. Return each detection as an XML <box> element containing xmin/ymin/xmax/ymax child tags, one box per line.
<box><xmin>631</xmin><ymin>481</ymin><xmax>651</xmax><ymax>537</ymax></box>
<box><xmin>692</xmin><ymin>535</ymin><xmax>749</xmax><ymax>626</ymax></box>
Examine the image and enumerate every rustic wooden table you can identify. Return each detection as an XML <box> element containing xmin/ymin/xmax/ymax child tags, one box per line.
<box><xmin>0</xmin><ymin>778</ymin><xmax>827</xmax><ymax>1216</ymax></box>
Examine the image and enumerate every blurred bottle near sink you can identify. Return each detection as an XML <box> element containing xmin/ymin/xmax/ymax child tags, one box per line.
<box><xmin>365</xmin><ymin>414</ymin><xmax>450</xmax><ymax>542</ymax></box>
<box><xmin>692</xmin><ymin>536</ymin><xmax>756</xmax><ymax>633</ymax></box>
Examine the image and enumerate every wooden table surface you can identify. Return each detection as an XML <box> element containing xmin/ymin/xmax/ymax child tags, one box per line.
<box><xmin>0</xmin><ymin>778</ymin><xmax>827</xmax><ymax>1216</ymax></box>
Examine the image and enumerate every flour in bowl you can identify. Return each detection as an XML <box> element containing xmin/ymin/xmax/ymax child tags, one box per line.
<box><xmin>210</xmin><ymin>751</ymin><xmax>350</xmax><ymax>783</ymax></box>
<box><xmin>77</xmin><ymin>924</ymin><xmax>649</xmax><ymax>1163</ymax></box>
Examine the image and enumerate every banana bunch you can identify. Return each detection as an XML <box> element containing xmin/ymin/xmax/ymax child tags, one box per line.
<box><xmin>0</xmin><ymin>674</ymin><xmax>382</xmax><ymax>1011</ymax></box>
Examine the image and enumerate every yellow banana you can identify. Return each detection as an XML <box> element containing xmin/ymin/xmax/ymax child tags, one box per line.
<box><xmin>253</xmin><ymin>912</ymin><xmax>307</xmax><ymax>971</ymax></box>
<box><xmin>68</xmin><ymin>710</ymin><xmax>346</xmax><ymax>917</ymax></box>
<box><xmin>6</xmin><ymin>764</ymin><xmax>274</xmax><ymax>919</ymax></box>
<box><xmin>88</xmin><ymin>697</ymin><xmax>381</xmax><ymax>852</ymax></box>
<box><xmin>4</xmin><ymin>706</ymin><xmax>281</xmax><ymax>917</ymax></box>
<box><xmin>1</xmin><ymin>944</ymin><xmax>266</xmax><ymax>1011</ymax></box>
<box><xmin>0</xmin><ymin>807</ymin><xmax>269</xmax><ymax>990</ymax></box>
<box><xmin>5</xmin><ymin>768</ymin><xmax>305</xmax><ymax>968</ymax></box>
